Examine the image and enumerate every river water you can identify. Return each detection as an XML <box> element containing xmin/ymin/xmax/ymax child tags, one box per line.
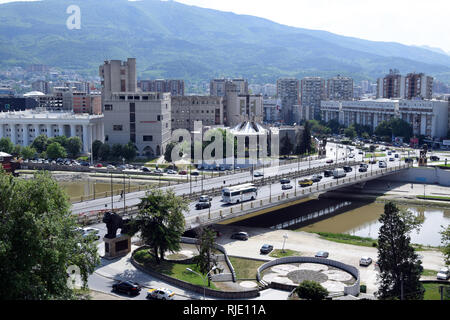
<box><xmin>230</xmin><ymin>198</ymin><xmax>450</xmax><ymax>246</ymax></box>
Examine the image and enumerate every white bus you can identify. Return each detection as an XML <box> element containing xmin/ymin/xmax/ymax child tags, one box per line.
<box><xmin>222</xmin><ymin>183</ymin><xmax>258</xmax><ymax>204</ymax></box>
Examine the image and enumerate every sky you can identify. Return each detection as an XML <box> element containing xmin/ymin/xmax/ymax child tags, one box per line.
<box><xmin>1</xmin><ymin>0</ymin><xmax>449</xmax><ymax>53</ymax></box>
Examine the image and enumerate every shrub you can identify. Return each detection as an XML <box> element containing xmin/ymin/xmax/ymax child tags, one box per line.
<box><xmin>360</xmin><ymin>285</ymin><xmax>367</xmax><ymax>293</ymax></box>
<box><xmin>295</xmin><ymin>280</ymin><xmax>329</xmax><ymax>300</ymax></box>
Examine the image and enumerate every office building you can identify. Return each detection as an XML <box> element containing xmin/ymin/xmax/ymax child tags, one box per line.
<box><xmin>171</xmin><ymin>96</ymin><xmax>224</xmax><ymax>131</ymax></box>
<box><xmin>138</xmin><ymin>79</ymin><xmax>185</xmax><ymax>96</ymax></box>
<box><xmin>210</xmin><ymin>79</ymin><xmax>248</xmax><ymax>97</ymax></box>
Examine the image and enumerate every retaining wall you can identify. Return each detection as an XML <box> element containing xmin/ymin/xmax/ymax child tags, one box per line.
<box><xmin>379</xmin><ymin>167</ymin><xmax>450</xmax><ymax>187</ymax></box>
<box><xmin>256</xmin><ymin>256</ymin><xmax>360</xmax><ymax>296</ymax></box>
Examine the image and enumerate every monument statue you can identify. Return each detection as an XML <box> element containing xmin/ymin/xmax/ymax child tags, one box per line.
<box><xmin>102</xmin><ymin>211</ymin><xmax>131</xmax><ymax>239</ymax></box>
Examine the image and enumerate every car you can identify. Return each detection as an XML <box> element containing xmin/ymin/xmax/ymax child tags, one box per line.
<box><xmin>280</xmin><ymin>178</ymin><xmax>290</xmax><ymax>184</ymax></box>
<box><xmin>166</xmin><ymin>169</ymin><xmax>177</xmax><ymax>174</ymax></box>
<box><xmin>430</xmin><ymin>156</ymin><xmax>440</xmax><ymax>161</ymax></box>
<box><xmin>369</xmin><ymin>160</ymin><xmax>377</xmax><ymax>164</ymax></box>
<box><xmin>282</xmin><ymin>184</ymin><xmax>293</xmax><ymax>190</ymax></box>
<box><xmin>348</xmin><ymin>154</ymin><xmax>355</xmax><ymax>158</ymax></box>
<box><xmin>378</xmin><ymin>161</ymin><xmax>387</xmax><ymax>168</ymax></box>
<box><xmin>95</xmin><ymin>163</ymin><xmax>103</xmax><ymax>168</ymax></box>
<box><xmin>359</xmin><ymin>257</ymin><xmax>373</xmax><ymax>266</ymax></box>
<box><xmin>254</xmin><ymin>171</ymin><xmax>264</xmax><ymax>177</ymax></box>
<box><xmin>178</xmin><ymin>170</ymin><xmax>187</xmax><ymax>175</ymax></box>
<box><xmin>230</xmin><ymin>232</ymin><xmax>249</xmax><ymax>240</ymax></box>
<box><xmin>358</xmin><ymin>151</ymin><xmax>364</xmax><ymax>155</ymax></box>
<box><xmin>142</xmin><ymin>167</ymin><xmax>151</xmax><ymax>172</ymax></box>
<box><xmin>405</xmin><ymin>158</ymin><xmax>414</xmax><ymax>163</ymax></box>
<box><xmin>324</xmin><ymin>170</ymin><xmax>333</xmax><ymax>177</ymax></box>
<box><xmin>191</xmin><ymin>171</ymin><xmax>200</xmax><ymax>176</ymax></box>
<box><xmin>389</xmin><ymin>158</ymin><xmax>395</xmax><ymax>162</ymax></box>
<box><xmin>436</xmin><ymin>267</ymin><xmax>450</xmax><ymax>280</ymax></box>
<box><xmin>118</xmin><ymin>165</ymin><xmax>126</xmax><ymax>170</ymax></box>
<box><xmin>195</xmin><ymin>201</ymin><xmax>211</xmax><ymax>210</ymax></box>
<box><xmin>387</xmin><ymin>151</ymin><xmax>392</xmax><ymax>156</ymax></box>
<box><xmin>199</xmin><ymin>195</ymin><xmax>212</xmax><ymax>202</ymax></box>
<box><xmin>260</xmin><ymin>244</ymin><xmax>274</xmax><ymax>254</ymax></box>
<box><xmin>359</xmin><ymin>166</ymin><xmax>368</xmax><ymax>172</ymax></box>
<box><xmin>326</xmin><ymin>159</ymin><xmax>334</xmax><ymax>164</ymax></box>
<box><xmin>299</xmin><ymin>179</ymin><xmax>313</xmax><ymax>187</ymax></box>
<box><xmin>112</xmin><ymin>281</ymin><xmax>141</xmax><ymax>296</ymax></box>
<box><xmin>343</xmin><ymin>166</ymin><xmax>353</xmax><ymax>173</ymax></box>
<box><xmin>315</xmin><ymin>251</ymin><xmax>329</xmax><ymax>258</ymax></box>
<box><xmin>79</xmin><ymin>160</ymin><xmax>90</xmax><ymax>167</ymax></box>
<box><xmin>147</xmin><ymin>288</ymin><xmax>175</xmax><ymax>300</ymax></box>
<box><xmin>82</xmin><ymin>227</ymin><xmax>100</xmax><ymax>240</ymax></box>
<box><xmin>154</xmin><ymin>169</ymin><xmax>163</xmax><ymax>174</ymax></box>
<box><xmin>107</xmin><ymin>165</ymin><xmax>116</xmax><ymax>170</ymax></box>
<box><xmin>394</xmin><ymin>154</ymin><xmax>399</xmax><ymax>158</ymax></box>
<box><xmin>311</xmin><ymin>174</ymin><xmax>322</xmax><ymax>182</ymax></box>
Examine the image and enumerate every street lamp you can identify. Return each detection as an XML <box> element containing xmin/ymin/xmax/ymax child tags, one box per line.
<box><xmin>186</xmin><ymin>266</ymin><xmax>217</xmax><ymax>300</ymax></box>
<box><xmin>282</xmin><ymin>233</ymin><xmax>288</xmax><ymax>253</ymax></box>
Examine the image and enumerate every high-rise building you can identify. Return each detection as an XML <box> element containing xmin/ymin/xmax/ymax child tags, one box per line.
<box><xmin>32</xmin><ymin>80</ymin><xmax>51</xmax><ymax>94</ymax></box>
<box><xmin>377</xmin><ymin>70</ymin><xmax>434</xmax><ymax>100</ymax></box>
<box><xmin>377</xmin><ymin>69</ymin><xmax>404</xmax><ymax>99</ymax></box>
<box><xmin>138</xmin><ymin>79</ymin><xmax>185</xmax><ymax>96</ymax></box>
<box><xmin>404</xmin><ymin>73</ymin><xmax>433</xmax><ymax>100</ymax></box>
<box><xmin>210</xmin><ymin>79</ymin><xmax>248</xmax><ymax>97</ymax></box>
<box><xmin>276</xmin><ymin>78</ymin><xmax>300</xmax><ymax>124</ymax></box>
<box><xmin>327</xmin><ymin>75</ymin><xmax>353</xmax><ymax>100</ymax></box>
<box><xmin>300</xmin><ymin>77</ymin><xmax>326</xmax><ymax>121</ymax></box>
<box><xmin>99</xmin><ymin>58</ymin><xmax>137</xmax><ymax>101</ymax></box>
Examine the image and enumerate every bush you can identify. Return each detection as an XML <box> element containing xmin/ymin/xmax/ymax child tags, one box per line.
<box><xmin>360</xmin><ymin>285</ymin><xmax>367</xmax><ymax>293</ymax></box>
<box><xmin>295</xmin><ymin>280</ymin><xmax>329</xmax><ymax>300</ymax></box>
<box><xmin>372</xmin><ymin>242</ymin><xmax>378</xmax><ymax>247</ymax></box>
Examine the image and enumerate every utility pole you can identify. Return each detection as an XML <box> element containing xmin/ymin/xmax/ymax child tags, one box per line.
<box><xmin>110</xmin><ymin>172</ymin><xmax>113</xmax><ymax>211</ymax></box>
<box><xmin>123</xmin><ymin>172</ymin><xmax>126</xmax><ymax>215</ymax></box>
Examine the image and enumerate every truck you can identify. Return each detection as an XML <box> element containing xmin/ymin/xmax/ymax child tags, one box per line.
<box><xmin>333</xmin><ymin>168</ymin><xmax>346</xmax><ymax>179</ymax></box>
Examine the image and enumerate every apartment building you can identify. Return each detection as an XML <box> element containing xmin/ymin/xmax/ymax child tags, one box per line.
<box><xmin>300</xmin><ymin>77</ymin><xmax>326</xmax><ymax>121</ymax></box>
<box><xmin>327</xmin><ymin>75</ymin><xmax>353</xmax><ymax>100</ymax></box>
<box><xmin>263</xmin><ymin>98</ymin><xmax>282</xmax><ymax>123</ymax></box>
<box><xmin>376</xmin><ymin>70</ymin><xmax>433</xmax><ymax>99</ymax></box>
<box><xmin>171</xmin><ymin>96</ymin><xmax>224</xmax><ymax>131</ymax></box>
<box><xmin>276</xmin><ymin>78</ymin><xmax>300</xmax><ymax>124</ymax></box>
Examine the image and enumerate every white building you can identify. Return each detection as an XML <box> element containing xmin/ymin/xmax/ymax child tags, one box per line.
<box><xmin>321</xmin><ymin>99</ymin><xmax>449</xmax><ymax>139</ymax></box>
<box><xmin>0</xmin><ymin>110</ymin><xmax>104</xmax><ymax>153</ymax></box>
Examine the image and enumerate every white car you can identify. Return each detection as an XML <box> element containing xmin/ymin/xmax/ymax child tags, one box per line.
<box><xmin>147</xmin><ymin>288</ymin><xmax>175</xmax><ymax>300</ymax></box>
<box><xmin>82</xmin><ymin>227</ymin><xmax>100</xmax><ymax>240</ymax></box>
<box><xmin>359</xmin><ymin>256</ymin><xmax>372</xmax><ymax>266</ymax></box>
<box><xmin>281</xmin><ymin>184</ymin><xmax>293</xmax><ymax>190</ymax></box>
<box><xmin>437</xmin><ymin>267</ymin><xmax>449</xmax><ymax>280</ymax></box>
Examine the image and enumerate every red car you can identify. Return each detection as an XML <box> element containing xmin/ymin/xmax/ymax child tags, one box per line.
<box><xmin>95</xmin><ymin>163</ymin><xmax>103</xmax><ymax>168</ymax></box>
<box><xmin>178</xmin><ymin>170</ymin><xmax>187</xmax><ymax>175</ymax></box>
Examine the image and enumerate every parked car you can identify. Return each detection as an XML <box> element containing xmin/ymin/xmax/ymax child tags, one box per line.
<box><xmin>311</xmin><ymin>174</ymin><xmax>322</xmax><ymax>182</ymax></box>
<box><xmin>280</xmin><ymin>178</ymin><xmax>290</xmax><ymax>184</ymax></box>
<box><xmin>369</xmin><ymin>160</ymin><xmax>377</xmax><ymax>164</ymax></box>
<box><xmin>107</xmin><ymin>165</ymin><xmax>116</xmax><ymax>170</ymax></box>
<box><xmin>326</xmin><ymin>159</ymin><xmax>334</xmax><ymax>164</ymax></box>
<box><xmin>112</xmin><ymin>281</ymin><xmax>141</xmax><ymax>296</ymax></box>
<box><xmin>254</xmin><ymin>171</ymin><xmax>264</xmax><ymax>177</ymax></box>
<box><xmin>436</xmin><ymin>267</ymin><xmax>450</xmax><ymax>280</ymax></box>
<box><xmin>315</xmin><ymin>251</ymin><xmax>329</xmax><ymax>258</ymax></box>
<box><xmin>348</xmin><ymin>154</ymin><xmax>355</xmax><ymax>158</ymax></box>
<box><xmin>191</xmin><ymin>171</ymin><xmax>200</xmax><ymax>176</ymax></box>
<box><xmin>405</xmin><ymin>158</ymin><xmax>414</xmax><ymax>163</ymax></box>
<box><xmin>147</xmin><ymin>288</ymin><xmax>175</xmax><ymax>300</ymax></box>
<box><xmin>324</xmin><ymin>170</ymin><xmax>333</xmax><ymax>177</ymax></box>
<box><xmin>95</xmin><ymin>163</ymin><xmax>103</xmax><ymax>168</ymax></box>
<box><xmin>82</xmin><ymin>227</ymin><xmax>100</xmax><ymax>240</ymax></box>
<box><xmin>178</xmin><ymin>170</ymin><xmax>187</xmax><ymax>175</ymax></box>
<box><xmin>282</xmin><ymin>184</ymin><xmax>293</xmax><ymax>190</ymax></box>
<box><xmin>154</xmin><ymin>168</ymin><xmax>163</xmax><ymax>174</ymax></box>
<box><xmin>394</xmin><ymin>154</ymin><xmax>399</xmax><ymax>158</ymax></box>
<box><xmin>359</xmin><ymin>166</ymin><xmax>368</xmax><ymax>172</ymax></box>
<box><xmin>142</xmin><ymin>167</ymin><xmax>150</xmax><ymax>172</ymax></box>
<box><xmin>299</xmin><ymin>179</ymin><xmax>313</xmax><ymax>187</ymax></box>
<box><xmin>195</xmin><ymin>201</ymin><xmax>211</xmax><ymax>210</ymax></box>
<box><xmin>358</xmin><ymin>151</ymin><xmax>364</xmax><ymax>155</ymax></box>
<box><xmin>430</xmin><ymin>156</ymin><xmax>440</xmax><ymax>161</ymax></box>
<box><xmin>359</xmin><ymin>257</ymin><xmax>373</xmax><ymax>266</ymax></box>
<box><xmin>343</xmin><ymin>166</ymin><xmax>353</xmax><ymax>173</ymax></box>
<box><xmin>230</xmin><ymin>232</ymin><xmax>249</xmax><ymax>240</ymax></box>
<box><xmin>260</xmin><ymin>244</ymin><xmax>274</xmax><ymax>254</ymax></box>
<box><xmin>166</xmin><ymin>169</ymin><xmax>177</xmax><ymax>174</ymax></box>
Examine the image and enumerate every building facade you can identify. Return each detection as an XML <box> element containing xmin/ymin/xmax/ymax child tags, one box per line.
<box><xmin>376</xmin><ymin>70</ymin><xmax>433</xmax><ymax>100</ymax></box>
<box><xmin>300</xmin><ymin>77</ymin><xmax>326</xmax><ymax>121</ymax></box>
<box><xmin>171</xmin><ymin>96</ymin><xmax>224</xmax><ymax>131</ymax></box>
<box><xmin>263</xmin><ymin>98</ymin><xmax>282</xmax><ymax>123</ymax></box>
<box><xmin>276</xmin><ymin>78</ymin><xmax>300</xmax><ymax>124</ymax></box>
<box><xmin>138</xmin><ymin>79</ymin><xmax>185</xmax><ymax>96</ymax></box>
<box><xmin>327</xmin><ymin>75</ymin><xmax>353</xmax><ymax>100</ymax></box>
<box><xmin>0</xmin><ymin>110</ymin><xmax>104</xmax><ymax>153</ymax></box>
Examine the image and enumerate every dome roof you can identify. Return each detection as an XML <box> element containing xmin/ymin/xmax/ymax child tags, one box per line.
<box><xmin>23</xmin><ymin>91</ymin><xmax>45</xmax><ymax>97</ymax></box>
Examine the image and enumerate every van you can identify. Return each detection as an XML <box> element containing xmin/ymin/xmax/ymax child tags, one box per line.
<box><xmin>333</xmin><ymin>168</ymin><xmax>346</xmax><ymax>179</ymax></box>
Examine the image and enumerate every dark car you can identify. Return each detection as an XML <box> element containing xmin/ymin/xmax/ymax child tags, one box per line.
<box><xmin>280</xmin><ymin>178</ymin><xmax>290</xmax><ymax>184</ymax></box>
<box><xmin>79</xmin><ymin>161</ymin><xmax>90</xmax><ymax>167</ymax></box>
<box><xmin>195</xmin><ymin>201</ymin><xmax>211</xmax><ymax>210</ymax></box>
<box><xmin>315</xmin><ymin>251</ymin><xmax>329</xmax><ymax>258</ymax></box>
<box><xmin>142</xmin><ymin>167</ymin><xmax>151</xmax><ymax>172</ymax></box>
<box><xmin>191</xmin><ymin>171</ymin><xmax>200</xmax><ymax>176</ymax></box>
<box><xmin>405</xmin><ymin>158</ymin><xmax>414</xmax><ymax>163</ymax></box>
<box><xmin>430</xmin><ymin>156</ymin><xmax>440</xmax><ymax>161</ymax></box>
<box><xmin>343</xmin><ymin>166</ymin><xmax>353</xmax><ymax>173</ymax></box>
<box><xmin>359</xmin><ymin>166</ymin><xmax>368</xmax><ymax>172</ymax></box>
<box><xmin>260</xmin><ymin>244</ymin><xmax>274</xmax><ymax>254</ymax></box>
<box><xmin>112</xmin><ymin>281</ymin><xmax>141</xmax><ymax>296</ymax></box>
<box><xmin>324</xmin><ymin>170</ymin><xmax>333</xmax><ymax>177</ymax></box>
<box><xmin>230</xmin><ymin>232</ymin><xmax>249</xmax><ymax>241</ymax></box>
<box><xmin>326</xmin><ymin>159</ymin><xmax>334</xmax><ymax>164</ymax></box>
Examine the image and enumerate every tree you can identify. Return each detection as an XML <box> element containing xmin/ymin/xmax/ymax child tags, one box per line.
<box><xmin>295</xmin><ymin>280</ymin><xmax>329</xmax><ymax>300</ymax></box>
<box><xmin>98</xmin><ymin>143</ymin><xmax>110</xmax><ymax>162</ymax></box>
<box><xmin>194</xmin><ymin>227</ymin><xmax>218</xmax><ymax>286</ymax></box>
<box><xmin>92</xmin><ymin>140</ymin><xmax>103</xmax><ymax>161</ymax></box>
<box><xmin>31</xmin><ymin>134</ymin><xmax>48</xmax><ymax>154</ymax></box>
<box><xmin>12</xmin><ymin>144</ymin><xmax>21</xmax><ymax>156</ymax></box>
<box><xmin>20</xmin><ymin>146</ymin><xmax>37</xmax><ymax>160</ymax></box>
<box><xmin>0</xmin><ymin>171</ymin><xmax>100</xmax><ymax>299</ymax></box>
<box><xmin>46</xmin><ymin>142</ymin><xmax>67</xmax><ymax>159</ymax></box>
<box><xmin>303</xmin><ymin>121</ymin><xmax>312</xmax><ymax>154</ymax></box>
<box><xmin>133</xmin><ymin>188</ymin><xmax>188</xmax><ymax>263</ymax></box>
<box><xmin>65</xmin><ymin>136</ymin><xmax>82</xmax><ymax>159</ymax></box>
<box><xmin>376</xmin><ymin>202</ymin><xmax>424</xmax><ymax>300</ymax></box>
<box><xmin>164</xmin><ymin>142</ymin><xmax>177</xmax><ymax>163</ymax></box>
<box><xmin>280</xmin><ymin>133</ymin><xmax>293</xmax><ymax>156</ymax></box>
<box><xmin>0</xmin><ymin>137</ymin><xmax>14</xmax><ymax>154</ymax></box>
<box><xmin>344</xmin><ymin>126</ymin><xmax>357</xmax><ymax>139</ymax></box>
<box><xmin>122</xmin><ymin>142</ymin><xmax>137</xmax><ymax>162</ymax></box>
<box><xmin>48</xmin><ymin>135</ymin><xmax>68</xmax><ymax>148</ymax></box>
<box><xmin>440</xmin><ymin>225</ymin><xmax>450</xmax><ymax>266</ymax></box>
<box><xmin>375</xmin><ymin>118</ymin><xmax>413</xmax><ymax>142</ymax></box>
<box><xmin>110</xmin><ymin>144</ymin><xmax>124</xmax><ymax>160</ymax></box>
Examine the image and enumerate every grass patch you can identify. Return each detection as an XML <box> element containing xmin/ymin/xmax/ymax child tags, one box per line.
<box><xmin>269</xmin><ymin>249</ymin><xmax>302</xmax><ymax>258</ymax></box>
<box><xmin>422</xmin><ymin>269</ymin><xmax>438</xmax><ymax>277</ymax></box>
<box><xmin>417</xmin><ymin>195</ymin><xmax>450</xmax><ymax>201</ymax></box>
<box><xmin>133</xmin><ymin>248</ymin><xmax>217</xmax><ymax>289</ymax></box>
<box><xmin>229</xmin><ymin>256</ymin><xmax>265</xmax><ymax>280</ymax></box>
<box><xmin>365</xmin><ymin>153</ymin><xmax>387</xmax><ymax>158</ymax></box>
<box><xmin>314</xmin><ymin>232</ymin><xmax>378</xmax><ymax>248</ymax></box>
<box><xmin>423</xmin><ymin>283</ymin><xmax>450</xmax><ymax>300</ymax></box>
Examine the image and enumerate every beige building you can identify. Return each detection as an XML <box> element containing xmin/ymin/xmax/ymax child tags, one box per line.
<box><xmin>171</xmin><ymin>96</ymin><xmax>224</xmax><ymax>131</ymax></box>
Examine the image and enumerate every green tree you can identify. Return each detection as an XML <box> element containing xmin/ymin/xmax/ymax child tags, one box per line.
<box><xmin>326</xmin><ymin>119</ymin><xmax>343</xmax><ymax>134</ymax></box>
<box><xmin>92</xmin><ymin>140</ymin><xmax>103</xmax><ymax>161</ymax></box>
<box><xmin>441</xmin><ymin>225</ymin><xmax>450</xmax><ymax>266</ymax></box>
<box><xmin>48</xmin><ymin>135</ymin><xmax>68</xmax><ymax>148</ymax></box>
<box><xmin>20</xmin><ymin>146</ymin><xmax>37</xmax><ymax>160</ymax></box>
<box><xmin>280</xmin><ymin>133</ymin><xmax>293</xmax><ymax>156</ymax></box>
<box><xmin>110</xmin><ymin>144</ymin><xmax>124</xmax><ymax>160</ymax></box>
<box><xmin>295</xmin><ymin>280</ymin><xmax>329</xmax><ymax>300</ymax></box>
<box><xmin>46</xmin><ymin>142</ymin><xmax>67</xmax><ymax>159</ymax></box>
<box><xmin>0</xmin><ymin>171</ymin><xmax>100</xmax><ymax>300</ymax></box>
<box><xmin>376</xmin><ymin>202</ymin><xmax>424</xmax><ymax>300</ymax></box>
<box><xmin>122</xmin><ymin>142</ymin><xmax>137</xmax><ymax>162</ymax></box>
<box><xmin>303</xmin><ymin>121</ymin><xmax>312</xmax><ymax>154</ymax></box>
<box><xmin>65</xmin><ymin>136</ymin><xmax>82</xmax><ymax>159</ymax></box>
<box><xmin>133</xmin><ymin>189</ymin><xmax>188</xmax><ymax>263</ymax></box>
<box><xmin>31</xmin><ymin>134</ymin><xmax>48</xmax><ymax>154</ymax></box>
<box><xmin>12</xmin><ymin>144</ymin><xmax>21</xmax><ymax>156</ymax></box>
<box><xmin>0</xmin><ymin>137</ymin><xmax>14</xmax><ymax>154</ymax></box>
<box><xmin>194</xmin><ymin>227</ymin><xmax>217</xmax><ymax>285</ymax></box>
<box><xmin>98</xmin><ymin>143</ymin><xmax>110</xmax><ymax>162</ymax></box>
<box><xmin>344</xmin><ymin>126</ymin><xmax>357</xmax><ymax>139</ymax></box>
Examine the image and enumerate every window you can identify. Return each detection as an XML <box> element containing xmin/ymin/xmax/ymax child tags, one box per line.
<box><xmin>143</xmin><ymin>135</ymin><xmax>153</xmax><ymax>142</ymax></box>
<box><xmin>129</xmin><ymin>103</ymin><xmax>135</xmax><ymax>113</ymax></box>
<box><xmin>105</xmin><ymin>104</ymin><xmax>113</xmax><ymax>111</ymax></box>
<box><xmin>130</xmin><ymin>113</ymin><xmax>135</xmax><ymax>122</ymax></box>
<box><xmin>130</xmin><ymin>123</ymin><xmax>135</xmax><ymax>133</ymax></box>
<box><xmin>113</xmin><ymin>125</ymin><xmax>123</xmax><ymax>131</ymax></box>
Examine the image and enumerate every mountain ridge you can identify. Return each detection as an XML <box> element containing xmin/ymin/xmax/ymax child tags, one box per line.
<box><xmin>0</xmin><ymin>0</ymin><xmax>449</xmax><ymax>84</ymax></box>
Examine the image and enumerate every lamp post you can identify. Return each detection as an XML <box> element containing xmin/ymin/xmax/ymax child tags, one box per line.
<box><xmin>186</xmin><ymin>266</ymin><xmax>217</xmax><ymax>300</ymax></box>
<box><xmin>282</xmin><ymin>233</ymin><xmax>288</xmax><ymax>253</ymax></box>
<box><xmin>110</xmin><ymin>172</ymin><xmax>113</xmax><ymax>211</ymax></box>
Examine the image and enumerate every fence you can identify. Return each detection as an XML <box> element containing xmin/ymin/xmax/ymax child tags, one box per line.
<box><xmin>256</xmin><ymin>256</ymin><xmax>361</xmax><ymax>296</ymax></box>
